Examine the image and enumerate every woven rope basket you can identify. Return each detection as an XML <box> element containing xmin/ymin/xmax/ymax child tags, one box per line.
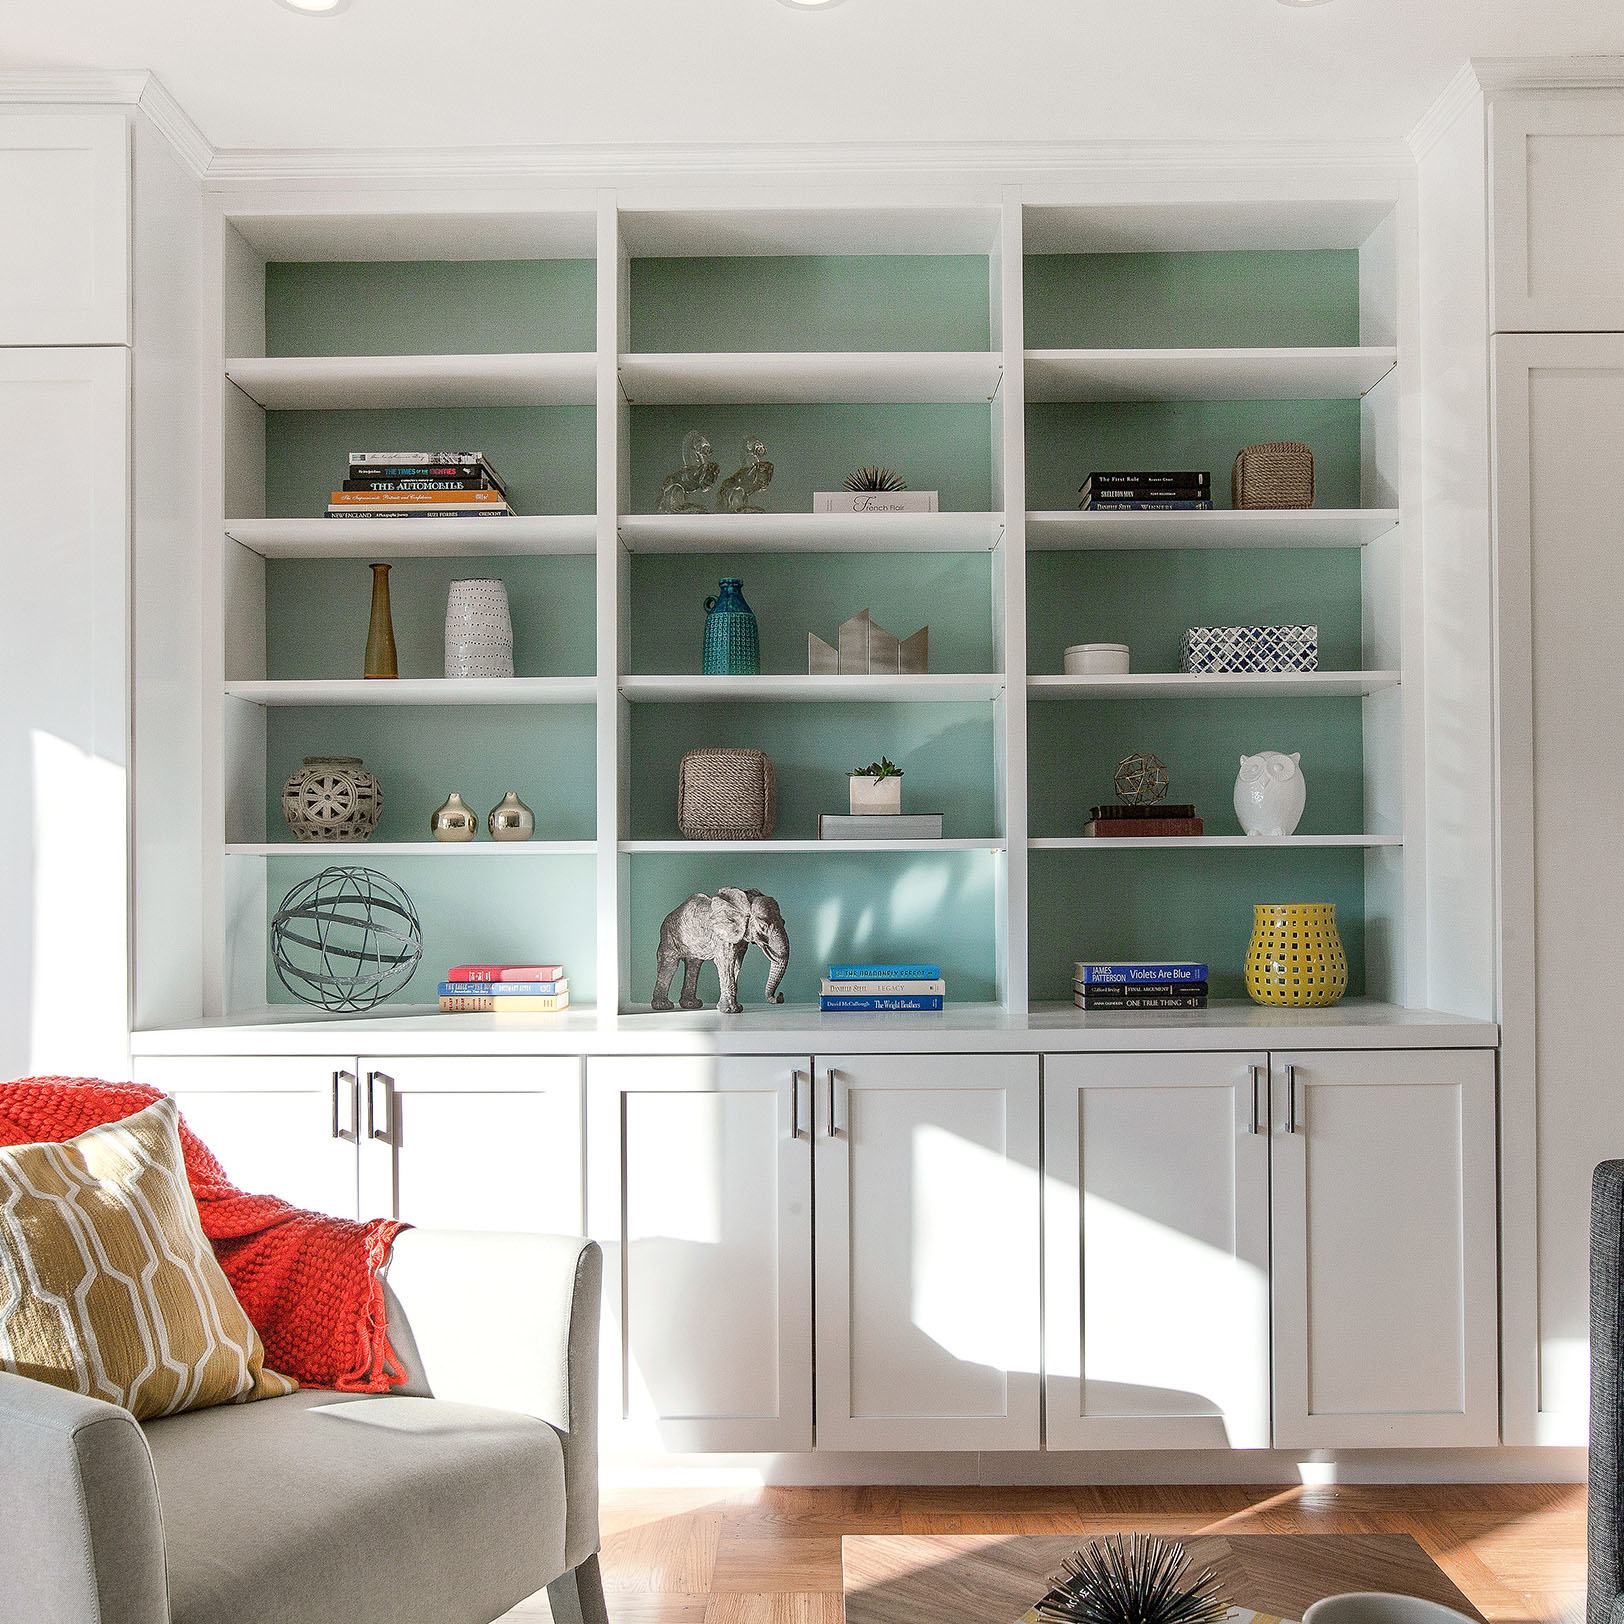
<box><xmin>1232</xmin><ymin>441</ymin><xmax>1315</xmax><ymax>509</ymax></box>
<box><xmin>677</xmin><ymin>749</ymin><xmax>778</xmax><ymax>840</ymax></box>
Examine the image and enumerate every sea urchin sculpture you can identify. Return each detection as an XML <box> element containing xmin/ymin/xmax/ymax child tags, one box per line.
<box><xmin>1033</xmin><ymin>1535</ymin><xmax>1230</xmax><ymax>1624</ymax></box>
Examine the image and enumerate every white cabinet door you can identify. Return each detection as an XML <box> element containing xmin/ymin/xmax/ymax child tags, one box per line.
<box><xmin>0</xmin><ymin>115</ymin><xmax>128</xmax><ymax>345</ymax></box>
<box><xmin>587</xmin><ymin>1055</ymin><xmax>813</xmax><ymax>1453</ymax></box>
<box><xmin>1044</xmin><ymin>1052</ymin><xmax>1271</xmax><ymax>1451</ymax></box>
<box><xmin>0</xmin><ymin>347</ymin><xmax>129</xmax><ymax>1082</ymax></box>
<box><xmin>814</xmin><ymin>1053</ymin><xmax>1040</xmax><ymax>1451</ymax></box>
<box><xmin>132</xmin><ymin>1056</ymin><xmax>360</xmax><ymax>1219</ymax></box>
<box><xmin>357</xmin><ymin>1058</ymin><xmax>583</xmax><ymax>1235</ymax></box>
<box><xmin>1490</xmin><ymin>90</ymin><xmax>1624</xmax><ymax>332</ymax></box>
<box><xmin>1269</xmin><ymin>1048</ymin><xmax>1498</xmax><ymax>1448</ymax></box>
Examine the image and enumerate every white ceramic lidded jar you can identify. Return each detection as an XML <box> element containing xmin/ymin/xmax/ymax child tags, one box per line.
<box><xmin>445</xmin><ymin>578</ymin><xmax>514</xmax><ymax>679</ymax></box>
<box><xmin>1064</xmin><ymin>643</ymin><xmax>1130</xmax><ymax>676</ymax></box>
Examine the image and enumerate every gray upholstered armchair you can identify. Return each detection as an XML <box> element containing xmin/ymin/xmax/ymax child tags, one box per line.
<box><xmin>1592</xmin><ymin>1165</ymin><xmax>1624</xmax><ymax>1624</ymax></box>
<box><xmin>0</xmin><ymin>1230</ymin><xmax>606</xmax><ymax>1624</ymax></box>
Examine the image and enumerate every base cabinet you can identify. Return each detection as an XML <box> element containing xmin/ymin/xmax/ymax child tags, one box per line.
<box><xmin>1269</xmin><ymin>1048</ymin><xmax>1499</xmax><ymax>1447</ymax></box>
<box><xmin>1043</xmin><ymin>1051</ymin><xmax>1271</xmax><ymax>1450</ymax></box>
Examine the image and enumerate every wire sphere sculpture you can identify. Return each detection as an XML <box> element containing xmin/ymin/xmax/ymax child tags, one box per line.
<box><xmin>271</xmin><ymin>867</ymin><xmax>423</xmax><ymax>1011</ymax></box>
<box><xmin>1114</xmin><ymin>751</ymin><xmax>1170</xmax><ymax>807</ymax></box>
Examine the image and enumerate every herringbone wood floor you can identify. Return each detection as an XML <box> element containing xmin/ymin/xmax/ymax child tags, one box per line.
<box><xmin>502</xmin><ymin>1484</ymin><xmax>1588</xmax><ymax>1624</ymax></box>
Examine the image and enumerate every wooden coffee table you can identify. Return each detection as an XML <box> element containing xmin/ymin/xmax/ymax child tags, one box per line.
<box><xmin>843</xmin><ymin>1534</ymin><xmax>1483</xmax><ymax>1624</ymax></box>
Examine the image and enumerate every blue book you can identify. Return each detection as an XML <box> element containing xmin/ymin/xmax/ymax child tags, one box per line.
<box><xmin>827</xmin><ymin>963</ymin><xmax>942</xmax><ymax>981</ymax></box>
<box><xmin>439</xmin><ymin>980</ymin><xmax>567</xmax><ymax>996</ymax></box>
<box><xmin>820</xmin><ymin>994</ymin><xmax>945</xmax><ymax>1012</ymax></box>
<box><xmin>1074</xmin><ymin>961</ymin><xmax>1208</xmax><ymax>985</ymax></box>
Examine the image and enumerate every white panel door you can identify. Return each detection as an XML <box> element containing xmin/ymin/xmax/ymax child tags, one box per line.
<box><xmin>814</xmin><ymin>1053</ymin><xmax>1040</xmax><ymax>1451</ymax></box>
<box><xmin>1490</xmin><ymin>91</ymin><xmax>1624</xmax><ymax>332</ymax></box>
<box><xmin>1269</xmin><ymin>1048</ymin><xmax>1498</xmax><ymax>1448</ymax></box>
<box><xmin>133</xmin><ymin>1055</ymin><xmax>360</xmax><ymax>1219</ymax></box>
<box><xmin>1495</xmin><ymin>332</ymin><xmax>1624</xmax><ymax>1443</ymax></box>
<box><xmin>587</xmin><ymin>1055</ymin><xmax>813</xmax><ymax>1453</ymax></box>
<box><xmin>0</xmin><ymin>347</ymin><xmax>129</xmax><ymax>1081</ymax></box>
<box><xmin>357</xmin><ymin>1057</ymin><xmax>583</xmax><ymax>1235</ymax></box>
<box><xmin>1044</xmin><ymin>1052</ymin><xmax>1270</xmax><ymax>1451</ymax></box>
<box><xmin>0</xmin><ymin>115</ymin><xmax>128</xmax><ymax>345</ymax></box>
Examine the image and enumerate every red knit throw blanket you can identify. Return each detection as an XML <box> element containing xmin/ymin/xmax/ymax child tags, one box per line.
<box><xmin>0</xmin><ymin>1077</ymin><xmax>407</xmax><ymax>1392</ymax></box>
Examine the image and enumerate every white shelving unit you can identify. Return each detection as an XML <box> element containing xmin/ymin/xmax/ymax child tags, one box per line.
<box><xmin>201</xmin><ymin>189</ymin><xmax>1419</xmax><ymax>1026</ymax></box>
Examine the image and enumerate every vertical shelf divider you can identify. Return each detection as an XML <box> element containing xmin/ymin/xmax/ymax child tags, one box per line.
<box><xmin>996</xmin><ymin>191</ymin><xmax>1031</xmax><ymax>1012</ymax></box>
<box><xmin>596</xmin><ymin>190</ymin><xmax>629</xmax><ymax>1021</ymax></box>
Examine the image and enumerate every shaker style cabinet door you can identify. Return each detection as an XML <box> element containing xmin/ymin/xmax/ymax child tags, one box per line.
<box><xmin>0</xmin><ymin>115</ymin><xmax>129</xmax><ymax>345</ymax></box>
<box><xmin>133</xmin><ymin>1056</ymin><xmax>362</xmax><ymax>1220</ymax></box>
<box><xmin>1489</xmin><ymin>91</ymin><xmax>1624</xmax><ymax>333</ymax></box>
<box><xmin>813</xmin><ymin>1053</ymin><xmax>1041</xmax><ymax>1451</ymax></box>
<box><xmin>356</xmin><ymin>1057</ymin><xmax>583</xmax><ymax>1235</ymax></box>
<box><xmin>1044</xmin><ymin>1052</ymin><xmax>1271</xmax><ymax>1451</ymax></box>
<box><xmin>587</xmin><ymin>1055</ymin><xmax>813</xmax><ymax>1453</ymax></box>
<box><xmin>1269</xmin><ymin>1048</ymin><xmax>1498</xmax><ymax>1448</ymax></box>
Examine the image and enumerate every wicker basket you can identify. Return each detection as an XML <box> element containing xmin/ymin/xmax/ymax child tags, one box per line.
<box><xmin>1232</xmin><ymin>441</ymin><xmax>1315</xmax><ymax>509</ymax></box>
<box><xmin>677</xmin><ymin>749</ymin><xmax>778</xmax><ymax>840</ymax></box>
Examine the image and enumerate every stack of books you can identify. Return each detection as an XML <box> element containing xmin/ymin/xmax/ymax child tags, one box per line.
<box><xmin>326</xmin><ymin>452</ymin><xmax>516</xmax><ymax>519</ymax></box>
<box><xmin>1085</xmin><ymin>804</ymin><xmax>1204</xmax><ymax>838</ymax></box>
<box><xmin>1078</xmin><ymin>471</ymin><xmax>1213</xmax><ymax>511</ymax></box>
<box><xmin>818</xmin><ymin>813</ymin><xmax>943</xmax><ymax>841</ymax></box>
<box><xmin>438</xmin><ymin>963</ymin><xmax>569</xmax><ymax>1013</ymax></box>
<box><xmin>1074</xmin><ymin>961</ymin><xmax>1208</xmax><ymax>1010</ymax></box>
<box><xmin>820</xmin><ymin>963</ymin><xmax>944</xmax><ymax>1012</ymax></box>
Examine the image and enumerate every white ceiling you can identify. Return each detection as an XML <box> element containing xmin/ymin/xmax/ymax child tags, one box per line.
<box><xmin>2</xmin><ymin>0</ymin><xmax>1622</xmax><ymax>154</ymax></box>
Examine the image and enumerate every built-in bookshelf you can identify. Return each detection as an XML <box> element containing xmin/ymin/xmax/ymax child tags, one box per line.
<box><xmin>208</xmin><ymin>194</ymin><xmax>1410</xmax><ymax>1020</ymax></box>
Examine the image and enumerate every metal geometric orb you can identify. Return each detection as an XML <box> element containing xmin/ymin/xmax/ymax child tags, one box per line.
<box><xmin>1114</xmin><ymin>751</ymin><xmax>1170</xmax><ymax>807</ymax></box>
<box><xmin>270</xmin><ymin>866</ymin><xmax>423</xmax><ymax>1011</ymax></box>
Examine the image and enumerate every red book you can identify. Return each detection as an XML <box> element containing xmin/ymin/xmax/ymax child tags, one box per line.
<box><xmin>447</xmin><ymin>964</ymin><xmax>565</xmax><ymax>983</ymax></box>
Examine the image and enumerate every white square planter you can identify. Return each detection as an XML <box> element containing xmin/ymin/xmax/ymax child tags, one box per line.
<box><xmin>850</xmin><ymin>775</ymin><xmax>902</xmax><ymax>815</ymax></box>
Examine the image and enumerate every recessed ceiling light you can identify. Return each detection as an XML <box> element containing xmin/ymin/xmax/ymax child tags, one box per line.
<box><xmin>274</xmin><ymin>0</ymin><xmax>351</xmax><ymax>14</ymax></box>
<box><xmin>778</xmin><ymin>0</ymin><xmax>847</xmax><ymax>9</ymax></box>
<box><xmin>1277</xmin><ymin>0</ymin><xmax>1333</xmax><ymax>7</ymax></box>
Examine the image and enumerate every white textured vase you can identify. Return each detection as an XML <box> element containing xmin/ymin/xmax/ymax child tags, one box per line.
<box><xmin>445</xmin><ymin>578</ymin><xmax>514</xmax><ymax>679</ymax></box>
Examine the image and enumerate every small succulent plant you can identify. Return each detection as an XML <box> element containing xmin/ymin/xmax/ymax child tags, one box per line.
<box><xmin>1033</xmin><ymin>1535</ymin><xmax>1229</xmax><ymax>1624</ymax></box>
<box><xmin>844</xmin><ymin>466</ymin><xmax>908</xmax><ymax>492</ymax></box>
<box><xmin>852</xmin><ymin>757</ymin><xmax>903</xmax><ymax>779</ymax></box>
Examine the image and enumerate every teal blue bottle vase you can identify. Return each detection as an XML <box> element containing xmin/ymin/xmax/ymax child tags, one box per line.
<box><xmin>702</xmin><ymin>578</ymin><xmax>761</xmax><ymax>675</ymax></box>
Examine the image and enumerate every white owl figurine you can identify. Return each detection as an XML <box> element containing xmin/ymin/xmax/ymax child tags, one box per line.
<box><xmin>1234</xmin><ymin>751</ymin><xmax>1306</xmax><ymax>837</ymax></box>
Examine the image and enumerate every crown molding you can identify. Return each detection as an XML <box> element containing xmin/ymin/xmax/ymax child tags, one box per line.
<box><xmin>0</xmin><ymin>69</ymin><xmax>152</xmax><ymax>104</ymax></box>
<box><xmin>202</xmin><ymin>136</ymin><xmax>1412</xmax><ymax>190</ymax></box>
<box><xmin>1471</xmin><ymin>54</ymin><xmax>1624</xmax><ymax>93</ymax></box>
<box><xmin>137</xmin><ymin>74</ymin><xmax>212</xmax><ymax>180</ymax></box>
<box><xmin>1407</xmin><ymin>63</ymin><xmax>1483</xmax><ymax>162</ymax></box>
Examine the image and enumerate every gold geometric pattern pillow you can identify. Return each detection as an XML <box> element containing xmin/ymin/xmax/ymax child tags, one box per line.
<box><xmin>0</xmin><ymin>1095</ymin><xmax>295</xmax><ymax>1419</ymax></box>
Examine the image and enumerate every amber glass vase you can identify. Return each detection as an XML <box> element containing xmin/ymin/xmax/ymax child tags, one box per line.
<box><xmin>364</xmin><ymin>562</ymin><xmax>398</xmax><ymax>678</ymax></box>
<box><xmin>1245</xmin><ymin>901</ymin><xmax>1348</xmax><ymax>1007</ymax></box>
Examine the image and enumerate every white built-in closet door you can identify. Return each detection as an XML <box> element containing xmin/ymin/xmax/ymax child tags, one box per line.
<box><xmin>0</xmin><ymin>348</ymin><xmax>129</xmax><ymax>1080</ymax></box>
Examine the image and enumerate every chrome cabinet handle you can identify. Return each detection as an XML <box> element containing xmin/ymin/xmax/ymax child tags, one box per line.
<box><xmin>367</xmin><ymin>1071</ymin><xmax>395</xmax><ymax>1144</ymax></box>
<box><xmin>1285</xmin><ymin>1064</ymin><xmax>1300</xmax><ymax>1134</ymax></box>
<box><xmin>826</xmin><ymin>1069</ymin><xmax>839</xmax><ymax>1138</ymax></box>
<box><xmin>1249</xmin><ymin>1065</ymin><xmax>1263</xmax><ymax>1135</ymax></box>
<box><xmin>791</xmin><ymin>1070</ymin><xmax>805</xmax><ymax>1140</ymax></box>
<box><xmin>332</xmin><ymin>1071</ymin><xmax>358</xmax><ymax>1143</ymax></box>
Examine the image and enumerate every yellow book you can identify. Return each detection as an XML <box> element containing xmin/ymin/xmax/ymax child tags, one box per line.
<box><xmin>439</xmin><ymin>993</ymin><xmax>571</xmax><ymax>1013</ymax></box>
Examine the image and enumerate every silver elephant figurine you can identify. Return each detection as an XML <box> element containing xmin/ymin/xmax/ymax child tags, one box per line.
<box><xmin>652</xmin><ymin>886</ymin><xmax>790</xmax><ymax>1014</ymax></box>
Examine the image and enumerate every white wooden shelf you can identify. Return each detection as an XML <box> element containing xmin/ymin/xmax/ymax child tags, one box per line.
<box><xmin>225</xmin><ymin>515</ymin><xmax>597</xmax><ymax>558</ymax></box>
<box><xmin>619</xmin><ymin>674</ymin><xmax>1004</xmax><ymax>703</ymax></box>
<box><xmin>1023</xmin><ymin>346</ymin><xmax>1396</xmax><ymax>403</ymax></box>
<box><xmin>224</xmin><ymin>677</ymin><xmax>597</xmax><ymax>707</ymax></box>
<box><xmin>1029</xmin><ymin>834</ymin><xmax>1403</xmax><ymax>850</ymax></box>
<box><xmin>1028</xmin><ymin>671</ymin><xmax>1399</xmax><ymax>700</ymax></box>
<box><xmin>617</xmin><ymin>351</ymin><xmax>1002</xmax><ymax>405</ymax></box>
<box><xmin>225</xmin><ymin>352</ymin><xmax>597</xmax><ymax>409</ymax></box>
<box><xmin>1026</xmin><ymin>509</ymin><xmax>1399</xmax><ymax>549</ymax></box>
<box><xmin>621</xmin><ymin>838</ymin><xmax>1005</xmax><ymax>854</ymax></box>
<box><xmin>226</xmin><ymin>841</ymin><xmax>597</xmax><ymax>857</ymax></box>
<box><xmin>618</xmin><ymin>512</ymin><xmax>1003</xmax><ymax>553</ymax></box>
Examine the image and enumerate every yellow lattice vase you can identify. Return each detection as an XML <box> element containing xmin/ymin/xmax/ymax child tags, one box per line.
<box><xmin>1245</xmin><ymin>902</ymin><xmax>1348</xmax><ymax>1006</ymax></box>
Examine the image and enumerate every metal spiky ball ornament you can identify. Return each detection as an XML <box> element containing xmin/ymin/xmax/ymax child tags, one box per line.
<box><xmin>1033</xmin><ymin>1535</ymin><xmax>1230</xmax><ymax>1624</ymax></box>
<box><xmin>843</xmin><ymin>466</ymin><xmax>908</xmax><ymax>492</ymax></box>
<box><xmin>1114</xmin><ymin>751</ymin><xmax>1170</xmax><ymax>807</ymax></box>
<box><xmin>271</xmin><ymin>866</ymin><xmax>423</xmax><ymax>1011</ymax></box>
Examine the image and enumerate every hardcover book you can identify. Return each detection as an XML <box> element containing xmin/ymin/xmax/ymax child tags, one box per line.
<box><xmin>438</xmin><ymin>979</ymin><xmax>567</xmax><ymax>996</ymax></box>
<box><xmin>1083</xmin><ymin>817</ymin><xmax>1205</xmax><ymax>837</ymax></box>
<box><xmin>1074</xmin><ymin>961</ymin><xmax>1208</xmax><ymax>984</ymax></box>
<box><xmin>818</xmin><ymin>813</ymin><xmax>944</xmax><ymax>840</ymax></box>
<box><xmin>812</xmin><ymin>491</ymin><xmax>940</xmax><ymax>513</ymax></box>
<box><xmin>821</xmin><ymin>978</ymin><xmax>947</xmax><ymax>997</ymax></box>
<box><xmin>827</xmin><ymin>962</ymin><xmax>942</xmax><ymax>980</ymax></box>
<box><xmin>330</xmin><ymin>489</ymin><xmax>506</xmax><ymax>506</ymax></box>
<box><xmin>1074</xmin><ymin>993</ymin><xmax>1208</xmax><ymax>1010</ymax></box>
<box><xmin>448</xmin><ymin>964</ymin><xmax>566</xmax><ymax>982</ymax></box>
<box><xmin>1075</xmin><ymin>980</ymin><xmax>1209</xmax><ymax>998</ymax></box>
<box><xmin>439</xmin><ymin>993</ymin><xmax>571</xmax><ymax>1013</ymax></box>
<box><xmin>820</xmin><ymin>994</ymin><xmax>945</xmax><ymax>1012</ymax></box>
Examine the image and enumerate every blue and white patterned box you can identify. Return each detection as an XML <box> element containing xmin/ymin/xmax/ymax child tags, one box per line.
<box><xmin>1181</xmin><ymin>625</ymin><xmax>1318</xmax><ymax>674</ymax></box>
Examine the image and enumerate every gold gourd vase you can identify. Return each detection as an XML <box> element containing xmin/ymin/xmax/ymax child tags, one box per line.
<box><xmin>1245</xmin><ymin>901</ymin><xmax>1348</xmax><ymax>1007</ymax></box>
<box><xmin>364</xmin><ymin>563</ymin><xmax>398</xmax><ymax>679</ymax></box>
